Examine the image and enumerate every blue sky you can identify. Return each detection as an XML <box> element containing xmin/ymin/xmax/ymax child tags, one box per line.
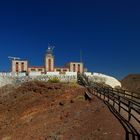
<box><xmin>0</xmin><ymin>0</ymin><xmax>140</xmax><ymax>79</ymax></box>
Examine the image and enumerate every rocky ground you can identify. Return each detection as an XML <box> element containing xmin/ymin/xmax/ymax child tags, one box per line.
<box><xmin>121</xmin><ymin>74</ymin><xmax>140</xmax><ymax>93</ymax></box>
<box><xmin>0</xmin><ymin>81</ymin><xmax>125</xmax><ymax>140</ymax></box>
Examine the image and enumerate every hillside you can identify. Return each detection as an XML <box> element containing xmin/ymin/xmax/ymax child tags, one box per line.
<box><xmin>121</xmin><ymin>74</ymin><xmax>140</xmax><ymax>93</ymax></box>
<box><xmin>0</xmin><ymin>81</ymin><xmax>124</xmax><ymax>140</ymax></box>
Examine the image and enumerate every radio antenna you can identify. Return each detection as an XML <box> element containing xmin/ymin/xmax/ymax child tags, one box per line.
<box><xmin>80</xmin><ymin>50</ymin><xmax>83</xmax><ymax>63</ymax></box>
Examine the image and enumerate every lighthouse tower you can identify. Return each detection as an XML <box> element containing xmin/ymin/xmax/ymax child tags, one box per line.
<box><xmin>45</xmin><ymin>46</ymin><xmax>54</xmax><ymax>73</ymax></box>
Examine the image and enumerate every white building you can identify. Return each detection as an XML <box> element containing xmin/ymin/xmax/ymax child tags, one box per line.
<box><xmin>11</xmin><ymin>46</ymin><xmax>84</xmax><ymax>74</ymax></box>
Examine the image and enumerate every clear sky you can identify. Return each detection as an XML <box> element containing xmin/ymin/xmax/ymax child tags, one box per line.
<box><xmin>0</xmin><ymin>0</ymin><xmax>140</xmax><ymax>79</ymax></box>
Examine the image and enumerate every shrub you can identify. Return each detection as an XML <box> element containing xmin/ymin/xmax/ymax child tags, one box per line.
<box><xmin>48</xmin><ymin>77</ymin><xmax>60</xmax><ymax>83</ymax></box>
<box><xmin>69</xmin><ymin>81</ymin><xmax>77</xmax><ymax>87</ymax></box>
<box><xmin>75</xmin><ymin>95</ymin><xmax>85</xmax><ymax>101</ymax></box>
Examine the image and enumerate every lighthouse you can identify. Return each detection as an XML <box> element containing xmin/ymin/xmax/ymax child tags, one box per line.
<box><xmin>45</xmin><ymin>46</ymin><xmax>54</xmax><ymax>73</ymax></box>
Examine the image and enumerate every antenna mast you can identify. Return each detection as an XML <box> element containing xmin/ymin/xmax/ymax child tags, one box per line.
<box><xmin>80</xmin><ymin>50</ymin><xmax>83</xmax><ymax>63</ymax></box>
<box><xmin>48</xmin><ymin>43</ymin><xmax>55</xmax><ymax>51</ymax></box>
<box><xmin>8</xmin><ymin>56</ymin><xmax>20</xmax><ymax>60</ymax></box>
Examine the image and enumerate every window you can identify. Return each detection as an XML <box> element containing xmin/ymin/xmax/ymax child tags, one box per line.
<box><xmin>48</xmin><ymin>59</ymin><xmax>51</xmax><ymax>71</ymax></box>
<box><xmin>78</xmin><ymin>64</ymin><xmax>80</xmax><ymax>73</ymax></box>
<box><xmin>63</xmin><ymin>69</ymin><xmax>67</xmax><ymax>72</ymax></box>
<box><xmin>73</xmin><ymin>64</ymin><xmax>76</xmax><ymax>72</ymax></box>
<box><xmin>56</xmin><ymin>69</ymin><xmax>61</xmax><ymax>72</ymax></box>
<box><xmin>38</xmin><ymin>69</ymin><xmax>43</xmax><ymax>71</ymax></box>
<box><xmin>21</xmin><ymin>62</ymin><xmax>24</xmax><ymax>72</ymax></box>
<box><xmin>31</xmin><ymin>69</ymin><xmax>36</xmax><ymax>71</ymax></box>
<box><xmin>16</xmin><ymin>62</ymin><xmax>19</xmax><ymax>72</ymax></box>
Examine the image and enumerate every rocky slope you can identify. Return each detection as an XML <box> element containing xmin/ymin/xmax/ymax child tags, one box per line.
<box><xmin>121</xmin><ymin>74</ymin><xmax>140</xmax><ymax>93</ymax></box>
<box><xmin>0</xmin><ymin>81</ymin><xmax>125</xmax><ymax>140</ymax></box>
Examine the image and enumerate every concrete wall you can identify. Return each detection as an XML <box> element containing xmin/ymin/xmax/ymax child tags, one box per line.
<box><xmin>66</xmin><ymin>72</ymin><xmax>77</xmax><ymax>76</ymax></box>
<box><xmin>28</xmin><ymin>72</ymin><xmax>42</xmax><ymax>76</ymax></box>
<box><xmin>46</xmin><ymin>72</ymin><xmax>60</xmax><ymax>76</ymax></box>
<box><xmin>0</xmin><ymin>72</ymin><xmax>78</xmax><ymax>87</ymax></box>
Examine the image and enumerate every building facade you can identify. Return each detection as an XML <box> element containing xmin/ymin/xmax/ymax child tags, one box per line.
<box><xmin>28</xmin><ymin>66</ymin><xmax>45</xmax><ymax>73</ymax></box>
<box><xmin>44</xmin><ymin>47</ymin><xmax>54</xmax><ymax>72</ymax></box>
<box><xmin>66</xmin><ymin>62</ymin><xmax>84</xmax><ymax>73</ymax></box>
<box><xmin>11</xmin><ymin>47</ymin><xmax>84</xmax><ymax>74</ymax></box>
<box><xmin>11</xmin><ymin>60</ymin><xmax>28</xmax><ymax>73</ymax></box>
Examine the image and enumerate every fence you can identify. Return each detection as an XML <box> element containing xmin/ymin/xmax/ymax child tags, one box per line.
<box><xmin>78</xmin><ymin>74</ymin><xmax>140</xmax><ymax>139</ymax></box>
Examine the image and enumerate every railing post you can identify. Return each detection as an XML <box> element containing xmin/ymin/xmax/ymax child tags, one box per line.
<box><xmin>100</xmin><ymin>88</ymin><xmax>102</xmax><ymax>98</ymax></box>
<box><xmin>118</xmin><ymin>96</ymin><xmax>121</xmax><ymax>113</ymax></box>
<box><xmin>104</xmin><ymin>89</ymin><xmax>105</xmax><ymax>100</ymax></box>
<box><xmin>108</xmin><ymin>91</ymin><xmax>109</xmax><ymax>102</ymax></box>
<box><xmin>113</xmin><ymin>94</ymin><xmax>115</xmax><ymax>107</ymax></box>
<box><xmin>124</xmin><ymin>90</ymin><xmax>125</xmax><ymax>97</ymax></box>
<box><xmin>131</xmin><ymin>92</ymin><xmax>134</xmax><ymax>100</ymax></box>
<box><xmin>128</xmin><ymin>101</ymin><xmax>131</xmax><ymax>121</ymax></box>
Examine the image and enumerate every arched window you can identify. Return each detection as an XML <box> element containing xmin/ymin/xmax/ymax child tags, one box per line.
<box><xmin>21</xmin><ymin>62</ymin><xmax>24</xmax><ymax>72</ymax></box>
<box><xmin>48</xmin><ymin>59</ymin><xmax>51</xmax><ymax>71</ymax></box>
<box><xmin>78</xmin><ymin>64</ymin><xmax>80</xmax><ymax>73</ymax></box>
<box><xmin>16</xmin><ymin>62</ymin><xmax>19</xmax><ymax>72</ymax></box>
<box><xmin>73</xmin><ymin>64</ymin><xmax>76</xmax><ymax>72</ymax></box>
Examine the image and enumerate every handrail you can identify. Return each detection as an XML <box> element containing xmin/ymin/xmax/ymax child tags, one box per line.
<box><xmin>92</xmin><ymin>86</ymin><xmax>140</xmax><ymax>124</ymax></box>
<box><xmin>89</xmin><ymin>82</ymin><xmax>140</xmax><ymax>104</ymax></box>
<box><xmin>84</xmin><ymin>74</ymin><xmax>140</xmax><ymax>95</ymax></box>
<box><xmin>78</xmin><ymin>74</ymin><xmax>140</xmax><ymax>136</ymax></box>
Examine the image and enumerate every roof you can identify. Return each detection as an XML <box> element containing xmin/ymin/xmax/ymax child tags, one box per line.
<box><xmin>29</xmin><ymin>66</ymin><xmax>45</xmax><ymax>69</ymax></box>
<box><xmin>55</xmin><ymin>67</ymin><xmax>69</xmax><ymax>69</ymax></box>
<box><xmin>12</xmin><ymin>60</ymin><xmax>28</xmax><ymax>62</ymax></box>
<box><xmin>66</xmin><ymin>62</ymin><xmax>83</xmax><ymax>64</ymax></box>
